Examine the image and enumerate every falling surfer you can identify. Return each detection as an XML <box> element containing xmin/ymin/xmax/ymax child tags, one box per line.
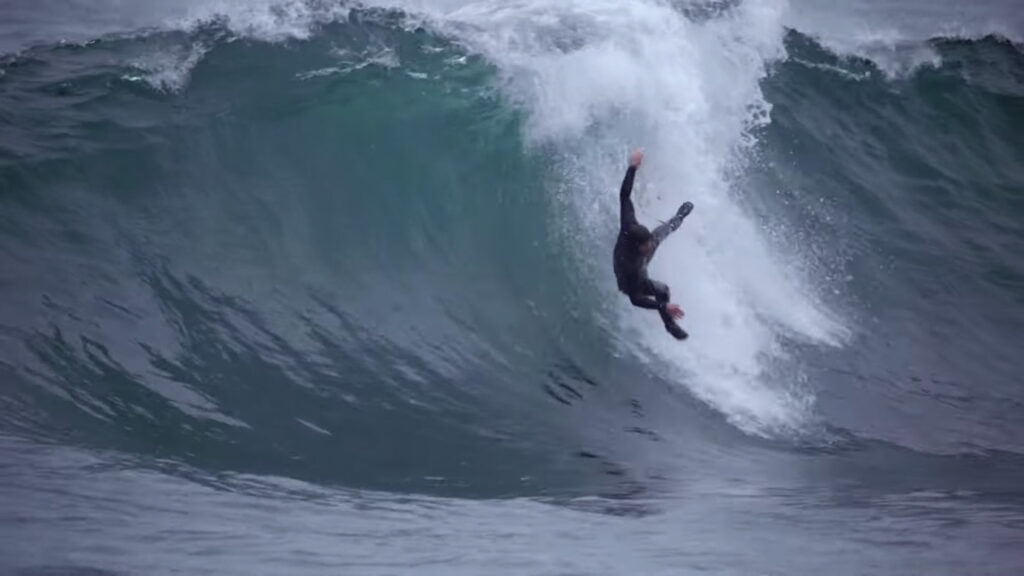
<box><xmin>613</xmin><ymin>149</ymin><xmax>694</xmax><ymax>340</ymax></box>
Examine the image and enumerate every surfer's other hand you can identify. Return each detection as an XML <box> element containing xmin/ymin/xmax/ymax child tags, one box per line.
<box><xmin>629</xmin><ymin>149</ymin><xmax>643</xmax><ymax>167</ymax></box>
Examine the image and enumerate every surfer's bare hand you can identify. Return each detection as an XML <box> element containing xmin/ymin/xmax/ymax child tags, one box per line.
<box><xmin>666</xmin><ymin>303</ymin><xmax>684</xmax><ymax>319</ymax></box>
<box><xmin>629</xmin><ymin>149</ymin><xmax>643</xmax><ymax>167</ymax></box>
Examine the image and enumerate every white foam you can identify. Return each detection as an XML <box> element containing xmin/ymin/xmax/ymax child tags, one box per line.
<box><xmin>296</xmin><ymin>418</ymin><xmax>333</xmax><ymax>436</ymax></box>
<box><xmin>360</xmin><ymin>0</ymin><xmax>851</xmax><ymax>436</ymax></box>
<box><xmin>174</xmin><ymin>0</ymin><xmax>351</xmax><ymax>42</ymax></box>
<box><xmin>125</xmin><ymin>41</ymin><xmax>210</xmax><ymax>93</ymax></box>
<box><xmin>296</xmin><ymin>45</ymin><xmax>400</xmax><ymax>79</ymax></box>
<box><xmin>796</xmin><ymin>24</ymin><xmax>944</xmax><ymax>79</ymax></box>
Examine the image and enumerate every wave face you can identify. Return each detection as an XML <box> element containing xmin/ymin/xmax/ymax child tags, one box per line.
<box><xmin>2</xmin><ymin>1</ymin><xmax>1024</xmax><ymax>574</ymax></box>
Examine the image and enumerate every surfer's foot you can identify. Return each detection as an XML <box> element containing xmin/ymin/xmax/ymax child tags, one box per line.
<box><xmin>665</xmin><ymin>321</ymin><xmax>688</xmax><ymax>340</ymax></box>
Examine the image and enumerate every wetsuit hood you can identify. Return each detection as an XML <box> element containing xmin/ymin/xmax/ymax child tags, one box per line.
<box><xmin>627</xmin><ymin>223</ymin><xmax>652</xmax><ymax>245</ymax></box>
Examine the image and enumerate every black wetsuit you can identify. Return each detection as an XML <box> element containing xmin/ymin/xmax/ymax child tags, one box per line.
<box><xmin>612</xmin><ymin>165</ymin><xmax>693</xmax><ymax>339</ymax></box>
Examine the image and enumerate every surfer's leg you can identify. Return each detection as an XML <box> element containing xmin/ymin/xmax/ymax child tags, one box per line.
<box><xmin>648</xmin><ymin>279</ymin><xmax>687</xmax><ymax>340</ymax></box>
<box><xmin>648</xmin><ymin>279</ymin><xmax>670</xmax><ymax>305</ymax></box>
<box><xmin>647</xmin><ymin>225</ymin><xmax>670</xmax><ymax>259</ymax></box>
<box><xmin>649</xmin><ymin>202</ymin><xmax>694</xmax><ymax>258</ymax></box>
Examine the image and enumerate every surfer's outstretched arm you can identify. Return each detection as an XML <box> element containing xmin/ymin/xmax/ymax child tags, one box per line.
<box><xmin>628</xmin><ymin>285</ymin><xmax>687</xmax><ymax>339</ymax></box>
<box><xmin>626</xmin><ymin>278</ymin><xmax>668</xmax><ymax>311</ymax></box>
<box><xmin>628</xmin><ymin>290</ymin><xmax>663</xmax><ymax>310</ymax></box>
<box><xmin>627</xmin><ymin>279</ymin><xmax>684</xmax><ymax>320</ymax></box>
<box><xmin>619</xmin><ymin>150</ymin><xmax>643</xmax><ymax>231</ymax></box>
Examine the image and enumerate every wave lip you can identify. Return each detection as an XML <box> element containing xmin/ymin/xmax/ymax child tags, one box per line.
<box><xmin>782</xmin><ymin>0</ymin><xmax>1024</xmax><ymax>78</ymax></box>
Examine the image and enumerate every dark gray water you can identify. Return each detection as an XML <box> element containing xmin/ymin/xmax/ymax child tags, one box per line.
<box><xmin>1</xmin><ymin>0</ymin><xmax>1023</xmax><ymax>574</ymax></box>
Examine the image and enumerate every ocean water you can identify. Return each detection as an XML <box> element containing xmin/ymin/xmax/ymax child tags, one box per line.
<box><xmin>1</xmin><ymin>0</ymin><xmax>1022</xmax><ymax>574</ymax></box>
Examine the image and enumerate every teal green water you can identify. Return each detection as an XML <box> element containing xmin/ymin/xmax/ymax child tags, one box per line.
<box><xmin>1</xmin><ymin>2</ymin><xmax>1023</xmax><ymax>574</ymax></box>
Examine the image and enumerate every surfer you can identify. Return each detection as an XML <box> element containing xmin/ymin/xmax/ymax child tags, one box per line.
<box><xmin>613</xmin><ymin>149</ymin><xmax>694</xmax><ymax>340</ymax></box>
